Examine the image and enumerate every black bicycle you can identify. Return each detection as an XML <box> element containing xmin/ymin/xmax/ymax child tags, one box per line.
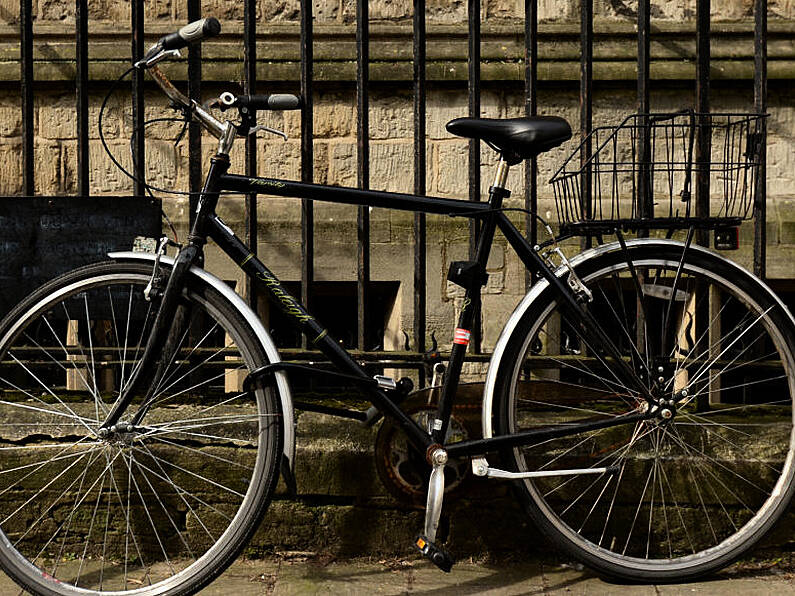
<box><xmin>0</xmin><ymin>19</ymin><xmax>793</xmax><ymax>595</ymax></box>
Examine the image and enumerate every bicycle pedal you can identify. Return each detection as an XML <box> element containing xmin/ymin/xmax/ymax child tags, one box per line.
<box><xmin>414</xmin><ymin>534</ymin><xmax>454</xmax><ymax>572</ymax></box>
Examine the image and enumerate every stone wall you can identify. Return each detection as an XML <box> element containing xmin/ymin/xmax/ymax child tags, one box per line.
<box><xmin>0</xmin><ymin>2</ymin><xmax>794</xmax><ymax>356</ymax></box>
<box><xmin>4</xmin><ymin>0</ymin><xmax>795</xmax><ymax>24</ymax></box>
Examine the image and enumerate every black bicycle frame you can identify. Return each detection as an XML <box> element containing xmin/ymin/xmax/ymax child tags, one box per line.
<box><xmin>101</xmin><ymin>150</ymin><xmax>657</xmax><ymax>459</ymax></box>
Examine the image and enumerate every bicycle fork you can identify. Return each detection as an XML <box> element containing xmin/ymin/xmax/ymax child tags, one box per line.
<box><xmin>98</xmin><ymin>242</ymin><xmax>200</xmax><ymax>434</ymax></box>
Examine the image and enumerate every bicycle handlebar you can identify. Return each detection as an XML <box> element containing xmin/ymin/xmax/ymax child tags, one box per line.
<box><xmin>220</xmin><ymin>92</ymin><xmax>302</xmax><ymax>112</ymax></box>
<box><xmin>140</xmin><ymin>18</ymin><xmax>300</xmax><ymax>144</ymax></box>
<box><xmin>157</xmin><ymin>17</ymin><xmax>221</xmax><ymax>53</ymax></box>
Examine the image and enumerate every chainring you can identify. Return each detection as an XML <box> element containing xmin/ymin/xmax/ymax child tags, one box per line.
<box><xmin>374</xmin><ymin>382</ymin><xmax>482</xmax><ymax>507</ymax></box>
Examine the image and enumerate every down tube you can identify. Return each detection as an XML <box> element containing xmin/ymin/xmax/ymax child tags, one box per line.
<box><xmin>206</xmin><ymin>215</ymin><xmax>434</xmax><ymax>451</ymax></box>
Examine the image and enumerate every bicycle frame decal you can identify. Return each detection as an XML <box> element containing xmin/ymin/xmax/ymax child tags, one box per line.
<box><xmin>255</xmin><ymin>268</ymin><xmax>315</xmax><ymax>323</ymax></box>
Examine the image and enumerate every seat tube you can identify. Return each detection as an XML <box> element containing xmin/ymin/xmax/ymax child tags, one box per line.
<box><xmin>432</xmin><ymin>157</ymin><xmax>511</xmax><ymax>445</ymax></box>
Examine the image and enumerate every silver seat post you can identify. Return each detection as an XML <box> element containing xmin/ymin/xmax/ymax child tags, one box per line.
<box><xmin>492</xmin><ymin>156</ymin><xmax>510</xmax><ymax>192</ymax></box>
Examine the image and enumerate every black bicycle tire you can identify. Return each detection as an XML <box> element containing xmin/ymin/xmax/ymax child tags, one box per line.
<box><xmin>492</xmin><ymin>241</ymin><xmax>795</xmax><ymax>582</ymax></box>
<box><xmin>0</xmin><ymin>261</ymin><xmax>284</xmax><ymax>596</ymax></box>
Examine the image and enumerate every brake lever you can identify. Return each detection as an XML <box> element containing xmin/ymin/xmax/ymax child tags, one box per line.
<box><xmin>248</xmin><ymin>125</ymin><xmax>288</xmax><ymax>141</ymax></box>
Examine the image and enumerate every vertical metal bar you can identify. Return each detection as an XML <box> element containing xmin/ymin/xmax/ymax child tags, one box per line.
<box><xmin>413</xmin><ymin>0</ymin><xmax>427</xmax><ymax>361</ymax></box>
<box><xmin>468</xmin><ymin>0</ymin><xmax>482</xmax><ymax>353</ymax></box>
<box><xmin>76</xmin><ymin>0</ymin><xmax>89</xmax><ymax>196</ymax></box>
<box><xmin>753</xmin><ymin>0</ymin><xmax>767</xmax><ymax>279</ymax></box>
<box><xmin>637</xmin><ymin>0</ymin><xmax>651</xmax><ymax>225</ymax></box>
<box><xmin>20</xmin><ymin>0</ymin><xmax>34</xmax><ymax>196</ymax></box>
<box><xmin>637</xmin><ymin>0</ymin><xmax>650</xmax><ymax>114</ymax></box>
<box><xmin>356</xmin><ymin>0</ymin><xmax>370</xmax><ymax>351</ymax></box>
<box><xmin>580</xmin><ymin>0</ymin><xmax>593</xmax><ymax>242</ymax></box>
<box><xmin>244</xmin><ymin>0</ymin><xmax>257</xmax><ymax>308</ymax></box>
<box><xmin>694</xmin><ymin>0</ymin><xmax>711</xmax><ymax>411</ymax></box>
<box><xmin>695</xmin><ymin>0</ymin><xmax>710</xmax><ymax>247</ymax></box>
<box><xmin>301</xmin><ymin>0</ymin><xmax>315</xmax><ymax>346</ymax></box>
<box><xmin>131</xmin><ymin>0</ymin><xmax>145</xmax><ymax>198</ymax></box>
<box><xmin>524</xmin><ymin>0</ymin><xmax>538</xmax><ymax>289</ymax></box>
<box><xmin>188</xmin><ymin>0</ymin><xmax>202</xmax><ymax>220</ymax></box>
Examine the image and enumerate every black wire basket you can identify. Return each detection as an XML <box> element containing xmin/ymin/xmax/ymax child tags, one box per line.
<box><xmin>550</xmin><ymin>111</ymin><xmax>766</xmax><ymax>235</ymax></box>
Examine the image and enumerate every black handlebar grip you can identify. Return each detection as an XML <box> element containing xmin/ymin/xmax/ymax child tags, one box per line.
<box><xmin>160</xmin><ymin>17</ymin><xmax>221</xmax><ymax>51</ymax></box>
<box><xmin>246</xmin><ymin>94</ymin><xmax>303</xmax><ymax>111</ymax></box>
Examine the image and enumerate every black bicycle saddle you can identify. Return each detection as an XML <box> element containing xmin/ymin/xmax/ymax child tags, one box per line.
<box><xmin>446</xmin><ymin>116</ymin><xmax>572</xmax><ymax>164</ymax></box>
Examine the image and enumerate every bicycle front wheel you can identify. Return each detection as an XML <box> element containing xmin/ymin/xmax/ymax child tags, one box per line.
<box><xmin>492</xmin><ymin>240</ymin><xmax>795</xmax><ymax>582</ymax></box>
<box><xmin>0</xmin><ymin>261</ymin><xmax>283</xmax><ymax>595</ymax></box>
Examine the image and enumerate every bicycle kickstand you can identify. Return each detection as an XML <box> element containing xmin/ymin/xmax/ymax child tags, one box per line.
<box><xmin>414</xmin><ymin>448</ymin><xmax>454</xmax><ymax>572</ymax></box>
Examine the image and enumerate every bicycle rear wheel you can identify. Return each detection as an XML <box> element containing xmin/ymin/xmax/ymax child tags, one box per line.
<box><xmin>492</xmin><ymin>240</ymin><xmax>795</xmax><ymax>581</ymax></box>
<box><xmin>0</xmin><ymin>261</ymin><xmax>283</xmax><ymax>595</ymax></box>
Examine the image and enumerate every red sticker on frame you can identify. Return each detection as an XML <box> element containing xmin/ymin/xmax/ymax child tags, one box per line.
<box><xmin>453</xmin><ymin>328</ymin><xmax>471</xmax><ymax>345</ymax></box>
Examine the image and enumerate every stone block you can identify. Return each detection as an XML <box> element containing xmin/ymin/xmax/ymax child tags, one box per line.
<box><xmin>258</xmin><ymin>138</ymin><xmax>303</xmax><ymax>181</ymax></box>
<box><xmin>260</xmin><ymin>0</ymin><xmax>301</xmax><ymax>22</ymax></box>
<box><xmin>487</xmin><ymin>0</ymin><xmax>521</xmax><ymax>19</ymax></box>
<box><xmin>312</xmin><ymin>139</ymin><xmax>329</xmax><ymax>184</ymax></box>
<box><xmin>369</xmin><ymin>140</ymin><xmax>414</xmax><ymax>194</ymax></box>
<box><xmin>39</xmin><ymin>96</ymin><xmax>77</xmax><ymax>140</ymax></box>
<box><xmin>426</xmin><ymin>0</ymin><xmax>467</xmax><ymax>23</ymax></box>
<box><xmin>258</xmin><ymin>106</ymin><xmax>302</xmax><ymax>140</ymax></box>
<box><xmin>767</xmin><ymin>141</ymin><xmax>795</xmax><ymax>197</ymax></box>
<box><xmin>38</xmin><ymin>0</ymin><xmax>72</xmax><ymax>21</ymax></box>
<box><xmin>538</xmin><ymin>0</ymin><xmax>576</xmax><ymax>21</ymax></box>
<box><xmin>88</xmin><ymin>140</ymin><xmax>134</xmax><ymax>193</ymax></box>
<box><xmin>426</xmin><ymin>92</ymin><xmax>469</xmax><ymax>140</ymax></box>
<box><xmin>776</xmin><ymin>198</ymin><xmax>795</xmax><ymax>245</ymax></box>
<box><xmin>0</xmin><ymin>105</ymin><xmax>21</xmax><ymax>137</ymax></box>
<box><xmin>0</xmin><ymin>142</ymin><xmax>22</xmax><ymax>194</ymax></box>
<box><xmin>34</xmin><ymin>140</ymin><xmax>60</xmax><ymax>194</ymax></box>
<box><xmin>84</xmin><ymin>0</ymin><xmax>129</xmax><ymax>22</ymax></box>
<box><xmin>0</xmin><ymin>0</ymin><xmax>24</xmax><ymax>24</ymax></box>
<box><xmin>370</xmin><ymin>91</ymin><xmax>413</xmax><ymax>140</ymax></box>
<box><xmin>176</xmin><ymin>0</ymin><xmax>244</xmax><ymax>21</ymax></box>
<box><xmin>313</xmin><ymin>92</ymin><xmax>354</xmax><ymax>138</ymax></box>
<box><xmin>89</xmin><ymin>95</ymin><xmax>122</xmax><ymax>139</ymax></box>
<box><xmin>327</xmin><ymin>140</ymin><xmax>357</xmax><ymax>187</ymax></box>
<box><xmin>311</xmin><ymin>0</ymin><xmax>342</xmax><ymax>22</ymax></box>
<box><xmin>60</xmin><ymin>139</ymin><xmax>76</xmax><ymax>192</ymax></box>
<box><xmin>370</xmin><ymin>0</ymin><xmax>412</xmax><ymax>20</ymax></box>
<box><xmin>711</xmin><ymin>0</ymin><xmax>754</xmax><ymax>19</ymax></box>
<box><xmin>433</xmin><ymin>139</ymin><xmax>471</xmax><ymax>197</ymax></box>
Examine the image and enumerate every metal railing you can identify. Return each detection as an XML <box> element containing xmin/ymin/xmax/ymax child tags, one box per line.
<box><xmin>12</xmin><ymin>0</ymin><xmax>771</xmax><ymax>362</ymax></box>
